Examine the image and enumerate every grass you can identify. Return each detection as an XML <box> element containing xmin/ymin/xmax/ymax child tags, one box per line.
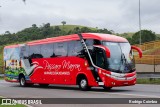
<box><xmin>0</xmin><ymin>104</ymin><xmax>26</xmax><ymax>107</ymax></box>
<box><xmin>0</xmin><ymin>45</ymin><xmax>4</xmax><ymax>67</ymax></box>
<box><xmin>52</xmin><ymin>24</ymin><xmax>97</xmax><ymax>33</ymax></box>
<box><xmin>143</xmin><ymin>47</ymin><xmax>160</xmax><ymax>55</ymax></box>
<box><xmin>137</xmin><ymin>78</ymin><xmax>160</xmax><ymax>84</ymax></box>
<box><xmin>0</xmin><ymin>77</ymin><xmax>4</xmax><ymax>80</ymax></box>
<box><xmin>156</xmin><ymin>34</ymin><xmax>160</xmax><ymax>37</ymax></box>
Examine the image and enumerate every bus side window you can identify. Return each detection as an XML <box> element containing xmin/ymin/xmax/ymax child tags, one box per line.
<box><xmin>29</xmin><ymin>45</ymin><xmax>42</xmax><ymax>58</ymax></box>
<box><xmin>92</xmin><ymin>48</ymin><xmax>106</xmax><ymax>69</ymax></box>
<box><xmin>21</xmin><ymin>46</ymin><xmax>29</xmax><ymax>59</ymax></box>
<box><xmin>68</xmin><ymin>41</ymin><xmax>76</xmax><ymax>56</ymax></box>
<box><xmin>94</xmin><ymin>39</ymin><xmax>101</xmax><ymax>45</ymax></box>
<box><xmin>85</xmin><ymin>39</ymin><xmax>93</xmax><ymax>46</ymax></box>
<box><xmin>30</xmin><ymin>53</ymin><xmax>43</xmax><ymax>59</ymax></box>
<box><xmin>54</xmin><ymin>42</ymin><xmax>68</xmax><ymax>57</ymax></box>
<box><xmin>50</xmin><ymin>53</ymin><xmax>56</xmax><ymax>57</ymax></box>
<box><xmin>74</xmin><ymin>41</ymin><xmax>85</xmax><ymax>57</ymax></box>
<box><xmin>85</xmin><ymin>39</ymin><xmax>94</xmax><ymax>52</ymax></box>
<box><xmin>41</xmin><ymin>43</ymin><xmax>54</xmax><ymax>58</ymax></box>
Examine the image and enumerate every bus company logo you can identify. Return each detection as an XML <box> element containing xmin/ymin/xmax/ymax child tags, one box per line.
<box><xmin>43</xmin><ymin>60</ymin><xmax>81</xmax><ymax>72</ymax></box>
<box><xmin>1</xmin><ymin>99</ymin><xmax>15</xmax><ymax>105</ymax></box>
<box><xmin>1</xmin><ymin>99</ymin><xmax>42</xmax><ymax>105</ymax></box>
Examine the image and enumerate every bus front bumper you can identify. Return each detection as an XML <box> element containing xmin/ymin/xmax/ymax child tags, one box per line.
<box><xmin>101</xmin><ymin>72</ymin><xmax>136</xmax><ymax>87</ymax></box>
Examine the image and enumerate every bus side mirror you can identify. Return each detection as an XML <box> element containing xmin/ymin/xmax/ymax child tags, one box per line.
<box><xmin>93</xmin><ymin>45</ymin><xmax>110</xmax><ymax>58</ymax></box>
<box><xmin>131</xmin><ymin>46</ymin><xmax>142</xmax><ymax>58</ymax></box>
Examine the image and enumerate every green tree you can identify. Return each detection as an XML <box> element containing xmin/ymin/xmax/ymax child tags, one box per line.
<box><xmin>126</xmin><ymin>37</ymin><xmax>132</xmax><ymax>44</ymax></box>
<box><xmin>54</xmin><ymin>26</ymin><xmax>61</xmax><ymax>36</ymax></box>
<box><xmin>61</xmin><ymin>21</ymin><xmax>66</xmax><ymax>26</ymax></box>
<box><xmin>32</xmin><ymin>24</ymin><xmax>37</xmax><ymax>28</ymax></box>
<box><xmin>5</xmin><ymin>31</ymin><xmax>11</xmax><ymax>35</ymax></box>
<box><xmin>132</xmin><ymin>30</ymin><xmax>157</xmax><ymax>44</ymax></box>
<box><xmin>80</xmin><ymin>27</ymin><xmax>91</xmax><ymax>33</ymax></box>
<box><xmin>74</xmin><ymin>27</ymin><xmax>80</xmax><ymax>33</ymax></box>
<box><xmin>97</xmin><ymin>28</ymin><xmax>112</xmax><ymax>34</ymax></box>
<box><xmin>41</xmin><ymin>23</ymin><xmax>53</xmax><ymax>37</ymax></box>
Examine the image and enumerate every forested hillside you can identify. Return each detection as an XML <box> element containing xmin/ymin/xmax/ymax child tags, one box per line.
<box><xmin>0</xmin><ymin>23</ymin><xmax>159</xmax><ymax>67</ymax></box>
<box><xmin>0</xmin><ymin>24</ymin><xmax>113</xmax><ymax>66</ymax></box>
<box><xmin>0</xmin><ymin>24</ymin><xmax>112</xmax><ymax>46</ymax></box>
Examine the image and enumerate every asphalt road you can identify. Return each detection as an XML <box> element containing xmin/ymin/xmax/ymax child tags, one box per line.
<box><xmin>0</xmin><ymin>80</ymin><xmax>160</xmax><ymax>107</ymax></box>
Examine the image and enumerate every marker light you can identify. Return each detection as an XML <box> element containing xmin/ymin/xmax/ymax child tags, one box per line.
<box><xmin>84</xmin><ymin>61</ymin><xmax>88</xmax><ymax>66</ymax></box>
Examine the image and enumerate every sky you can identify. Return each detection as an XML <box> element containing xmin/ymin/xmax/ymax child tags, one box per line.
<box><xmin>0</xmin><ymin>0</ymin><xmax>160</xmax><ymax>34</ymax></box>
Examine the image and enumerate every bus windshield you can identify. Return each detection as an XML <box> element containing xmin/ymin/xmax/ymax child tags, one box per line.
<box><xmin>103</xmin><ymin>42</ymin><xmax>135</xmax><ymax>73</ymax></box>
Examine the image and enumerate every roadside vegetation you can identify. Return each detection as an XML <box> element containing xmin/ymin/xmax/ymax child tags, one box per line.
<box><xmin>137</xmin><ymin>78</ymin><xmax>160</xmax><ymax>84</ymax></box>
<box><xmin>0</xmin><ymin>22</ymin><xmax>160</xmax><ymax>74</ymax></box>
<box><xmin>0</xmin><ymin>77</ymin><xmax>4</xmax><ymax>80</ymax></box>
<box><xmin>0</xmin><ymin>104</ymin><xmax>26</xmax><ymax>107</ymax></box>
<box><xmin>0</xmin><ymin>23</ymin><xmax>113</xmax><ymax>68</ymax></box>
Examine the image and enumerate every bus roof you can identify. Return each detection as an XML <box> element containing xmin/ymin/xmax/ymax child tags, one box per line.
<box><xmin>4</xmin><ymin>33</ymin><xmax>128</xmax><ymax>48</ymax></box>
<box><xmin>27</xmin><ymin>33</ymin><xmax>128</xmax><ymax>46</ymax></box>
<box><xmin>4</xmin><ymin>44</ymin><xmax>19</xmax><ymax>49</ymax></box>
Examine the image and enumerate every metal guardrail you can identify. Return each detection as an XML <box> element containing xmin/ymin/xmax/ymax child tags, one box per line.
<box><xmin>137</xmin><ymin>72</ymin><xmax>160</xmax><ymax>79</ymax></box>
<box><xmin>135</xmin><ymin>55</ymin><xmax>160</xmax><ymax>65</ymax></box>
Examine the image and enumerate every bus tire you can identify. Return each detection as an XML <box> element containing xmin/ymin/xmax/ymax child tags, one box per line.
<box><xmin>19</xmin><ymin>76</ymin><xmax>27</xmax><ymax>87</ymax></box>
<box><xmin>39</xmin><ymin>84</ymin><xmax>49</xmax><ymax>87</ymax></box>
<box><xmin>103</xmin><ymin>86</ymin><xmax>112</xmax><ymax>91</ymax></box>
<box><xmin>78</xmin><ymin>78</ymin><xmax>90</xmax><ymax>91</ymax></box>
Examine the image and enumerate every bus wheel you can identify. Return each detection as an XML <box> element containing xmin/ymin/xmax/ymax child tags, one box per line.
<box><xmin>103</xmin><ymin>86</ymin><xmax>112</xmax><ymax>91</ymax></box>
<box><xmin>79</xmin><ymin>78</ymin><xmax>90</xmax><ymax>91</ymax></box>
<box><xmin>39</xmin><ymin>84</ymin><xmax>49</xmax><ymax>87</ymax></box>
<box><xmin>19</xmin><ymin>76</ymin><xmax>26</xmax><ymax>87</ymax></box>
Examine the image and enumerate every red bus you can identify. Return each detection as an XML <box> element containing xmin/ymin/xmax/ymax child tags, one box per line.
<box><xmin>4</xmin><ymin>33</ymin><xmax>142</xmax><ymax>90</ymax></box>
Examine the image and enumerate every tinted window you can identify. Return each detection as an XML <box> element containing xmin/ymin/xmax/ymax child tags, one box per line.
<box><xmin>86</xmin><ymin>39</ymin><xmax>93</xmax><ymax>46</ymax></box>
<box><xmin>92</xmin><ymin>48</ymin><xmax>106</xmax><ymax>69</ymax></box>
<box><xmin>68</xmin><ymin>41</ymin><xmax>76</xmax><ymax>56</ymax></box>
<box><xmin>29</xmin><ymin>45</ymin><xmax>41</xmax><ymax>55</ymax></box>
<box><xmin>68</xmin><ymin>40</ymin><xmax>94</xmax><ymax>57</ymax></box>
<box><xmin>29</xmin><ymin>45</ymin><xmax>43</xmax><ymax>59</ymax></box>
<box><xmin>96</xmin><ymin>49</ymin><xmax>105</xmax><ymax>69</ymax></box>
<box><xmin>4</xmin><ymin>47</ymin><xmax>20</xmax><ymax>60</ymax></box>
<box><xmin>41</xmin><ymin>43</ymin><xmax>54</xmax><ymax>58</ymax></box>
<box><xmin>94</xmin><ymin>39</ymin><xmax>101</xmax><ymax>45</ymax></box>
<box><xmin>54</xmin><ymin>42</ymin><xmax>68</xmax><ymax>57</ymax></box>
<box><xmin>74</xmin><ymin>41</ymin><xmax>83</xmax><ymax>56</ymax></box>
<box><xmin>20</xmin><ymin>45</ymin><xmax>29</xmax><ymax>58</ymax></box>
<box><xmin>68</xmin><ymin>41</ymin><xmax>83</xmax><ymax>56</ymax></box>
<box><xmin>85</xmin><ymin>39</ymin><xmax>94</xmax><ymax>50</ymax></box>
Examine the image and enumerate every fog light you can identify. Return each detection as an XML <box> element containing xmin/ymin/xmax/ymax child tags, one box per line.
<box><xmin>84</xmin><ymin>61</ymin><xmax>88</xmax><ymax>66</ymax></box>
<box><xmin>99</xmin><ymin>69</ymin><xmax>101</xmax><ymax>74</ymax></box>
<box><xmin>112</xmin><ymin>82</ymin><xmax>115</xmax><ymax>85</ymax></box>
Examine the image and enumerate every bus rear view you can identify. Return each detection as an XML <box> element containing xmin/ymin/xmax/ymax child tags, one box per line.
<box><xmin>4</xmin><ymin>33</ymin><xmax>142</xmax><ymax>90</ymax></box>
